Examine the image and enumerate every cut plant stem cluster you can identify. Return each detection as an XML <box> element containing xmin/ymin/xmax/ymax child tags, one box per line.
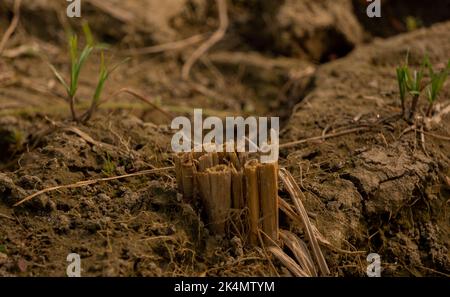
<box><xmin>174</xmin><ymin>149</ymin><xmax>331</xmax><ymax>276</ymax></box>
<box><xmin>174</xmin><ymin>147</ymin><xmax>279</xmax><ymax>246</ymax></box>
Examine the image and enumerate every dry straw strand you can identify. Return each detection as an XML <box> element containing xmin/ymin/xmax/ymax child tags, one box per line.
<box><xmin>279</xmin><ymin>229</ymin><xmax>317</xmax><ymax>276</ymax></box>
<box><xmin>13</xmin><ymin>166</ymin><xmax>174</xmax><ymax>207</ymax></box>
<box><xmin>244</xmin><ymin>160</ymin><xmax>260</xmax><ymax>245</ymax></box>
<box><xmin>268</xmin><ymin>246</ymin><xmax>310</xmax><ymax>277</ymax></box>
<box><xmin>279</xmin><ymin>168</ymin><xmax>330</xmax><ymax>276</ymax></box>
<box><xmin>258</xmin><ymin>162</ymin><xmax>279</xmax><ymax>244</ymax></box>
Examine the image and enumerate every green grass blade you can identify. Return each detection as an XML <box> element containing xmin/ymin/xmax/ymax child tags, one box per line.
<box><xmin>82</xmin><ymin>22</ymin><xmax>94</xmax><ymax>47</ymax></box>
<box><xmin>69</xmin><ymin>35</ymin><xmax>78</xmax><ymax>66</ymax></box>
<box><xmin>425</xmin><ymin>56</ymin><xmax>434</xmax><ymax>77</ymax></box>
<box><xmin>69</xmin><ymin>35</ymin><xmax>79</xmax><ymax>96</ymax></box>
<box><xmin>71</xmin><ymin>45</ymin><xmax>93</xmax><ymax>96</ymax></box>
<box><xmin>92</xmin><ymin>56</ymin><xmax>129</xmax><ymax>105</ymax></box>
<box><xmin>430</xmin><ymin>70</ymin><xmax>448</xmax><ymax>102</ymax></box>
<box><xmin>48</xmin><ymin>63</ymin><xmax>70</xmax><ymax>94</ymax></box>
<box><xmin>427</xmin><ymin>82</ymin><xmax>436</xmax><ymax>103</ymax></box>
<box><xmin>92</xmin><ymin>52</ymin><xmax>108</xmax><ymax>104</ymax></box>
<box><xmin>396</xmin><ymin>67</ymin><xmax>407</xmax><ymax>100</ymax></box>
<box><xmin>108</xmin><ymin>57</ymin><xmax>130</xmax><ymax>74</ymax></box>
<box><xmin>78</xmin><ymin>46</ymin><xmax>93</xmax><ymax>71</ymax></box>
<box><xmin>426</xmin><ymin>72</ymin><xmax>447</xmax><ymax>103</ymax></box>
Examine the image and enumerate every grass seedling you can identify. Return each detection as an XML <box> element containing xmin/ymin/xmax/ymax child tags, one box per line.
<box><xmin>81</xmin><ymin>52</ymin><xmax>129</xmax><ymax>123</ymax></box>
<box><xmin>49</xmin><ymin>23</ymin><xmax>94</xmax><ymax>122</ymax></box>
<box><xmin>425</xmin><ymin>59</ymin><xmax>450</xmax><ymax>116</ymax></box>
<box><xmin>396</xmin><ymin>53</ymin><xmax>449</xmax><ymax>121</ymax></box>
<box><xmin>101</xmin><ymin>153</ymin><xmax>116</xmax><ymax>176</ymax></box>
<box><xmin>396</xmin><ymin>62</ymin><xmax>409</xmax><ymax>116</ymax></box>
<box><xmin>49</xmin><ymin>23</ymin><xmax>128</xmax><ymax>123</ymax></box>
<box><xmin>406</xmin><ymin>57</ymin><xmax>427</xmax><ymax>121</ymax></box>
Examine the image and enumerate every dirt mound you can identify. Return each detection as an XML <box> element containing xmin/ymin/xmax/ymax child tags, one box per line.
<box><xmin>281</xmin><ymin>21</ymin><xmax>450</xmax><ymax>276</ymax></box>
<box><xmin>0</xmin><ymin>114</ymin><xmax>274</xmax><ymax>276</ymax></box>
<box><xmin>223</xmin><ymin>0</ymin><xmax>364</xmax><ymax>62</ymax></box>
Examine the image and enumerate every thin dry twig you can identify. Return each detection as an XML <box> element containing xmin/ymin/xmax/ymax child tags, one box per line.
<box><xmin>63</xmin><ymin>126</ymin><xmax>114</xmax><ymax>149</ymax></box>
<box><xmin>0</xmin><ymin>212</ymin><xmax>15</xmax><ymax>220</ymax></box>
<box><xmin>0</xmin><ymin>0</ymin><xmax>22</xmax><ymax>55</ymax></box>
<box><xmin>279</xmin><ymin>229</ymin><xmax>317</xmax><ymax>276</ymax></box>
<box><xmin>256</xmin><ymin>229</ymin><xmax>281</xmax><ymax>276</ymax></box>
<box><xmin>122</xmin><ymin>34</ymin><xmax>207</xmax><ymax>56</ymax></box>
<box><xmin>181</xmin><ymin>0</ymin><xmax>228</xmax><ymax>80</ymax></box>
<box><xmin>401</xmin><ymin>125</ymin><xmax>450</xmax><ymax>142</ymax></box>
<box><xmin>415</xmin><ymin>265</ymin><xmax>450</xmax><ymax>277</ymax></box>
<box><xmin>56</xmin><ymin>126</ymin><xmax>130</xmax><ymax>156</ymax></box>
<box><xmin>188</xmin><ymin>81</ymin><xmax>240</xmax><ymax>110</ymax></box>
<box><xmin>279</xmin><ymin>127</ymin><xmax>370</xmax><ymax>149</ymax></box>
<box><xmin>421</xmin><ymin>130</ymin><xmax>450</xmax><ymax>141</ymax></box>
<box><xmin>13</xmin><ymin>166</ymin><xmax>174</xmax><ymax>207</ymax></box>
<box><xmin>268</xmin><ymin>245</ymin><xmax>310</xmax><ymax>277</ymax></box>
<box><xmin>278</xmin><ymin>196</ymin><xmax>299</xmax><ymax>221</ymax></box>
<box><xmin>419</xmin><ymin>126</ymin><xmax>429</xmax><ymax>157</ymax></box>
<box><xmin>111</xmin><ymin>88</ymin><xmax>175</xmax><ymax>120</ymax></box>
<box><xmin>399</xmin><ymin>124</ymin><xmax>416</xmax><ymax>138</ymax></box>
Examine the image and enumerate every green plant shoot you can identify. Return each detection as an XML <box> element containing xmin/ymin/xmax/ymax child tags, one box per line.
<box><xmin>425</xmin><ymin>59</ymin><xmax>450</xmax><ymax>116</ymax></box>
<box><xmin>49</xmin><ymin>23</ymin><xmax>94</xmax><ymax>121</ymax></box>
<box><xmin>396</xmin><ymin>65</ymin><xmax>409</xmax><ymax>116</ymax></box>
<box><xmin>48</xmin><ymin>22</ymin><xmax>126</xmax><ymax>123</ymax></box>
<box><xmin>81</xmin><ymin>54</ymin><xmax>130</xmax><ymax>123</ymax></box>
<box><xmin>405</xmin><ymin>56</ymin><xmax>427</xmax><ymax>120</ymax></box>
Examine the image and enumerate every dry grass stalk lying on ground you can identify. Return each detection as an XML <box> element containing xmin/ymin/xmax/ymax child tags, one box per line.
<box><xmin>174</xmin><ymin>147</ymin><xmax>279</xmax><ymax>245</ymax></box>
<box><xmin>278</xmin><ymin>169</ymin><xmax>330</xmax><ymax>276</ymax></box>
<box><xmin>13</xmin><ymin>166</ymin><xmax>174</xmax><ymax>207</ymax></box>
<box><xmin>268</xmin><ymin>245</ymin><xmax>310</xmax><ymax>277</ymax></box>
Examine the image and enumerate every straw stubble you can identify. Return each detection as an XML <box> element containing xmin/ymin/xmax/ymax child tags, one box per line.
<box><xmin>244</xmin><ymin>160</ymin><xmax>260</xmax><ymax>245</ymax></box>
<box><xmin>258</xmin><ymin>162</ymin><xmax>279</xmax><ymax>244</ymax></box>
<box><xmin>207</xmin><ymin>165</ymin><xmax>232</xmax><ymax>234</ymax></box>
